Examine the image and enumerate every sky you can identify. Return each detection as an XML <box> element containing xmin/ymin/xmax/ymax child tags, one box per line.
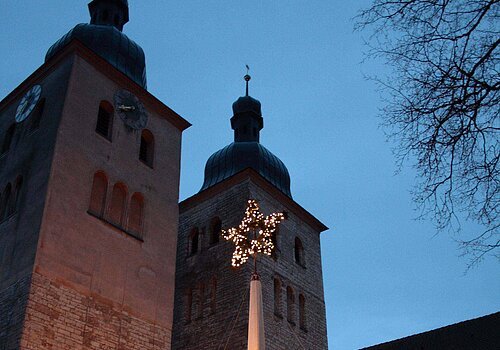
<box><xmin>1</xmin><ymin>1</ymin><xmax>498</xmax><ymax>349</ymax></box>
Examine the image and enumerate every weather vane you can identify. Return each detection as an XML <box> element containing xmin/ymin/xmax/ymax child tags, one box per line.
<box><xmin>244</xmin><ymin>64</ymin><xmax>251</xmax><ymax>96</ymax></box>
<box><xmin>221</xmin><ymin>199</ymin><xmax>286</xmax><ymax>273</ymax></box>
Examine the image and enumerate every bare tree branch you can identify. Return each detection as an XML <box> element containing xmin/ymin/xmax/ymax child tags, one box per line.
<box><xmin>356</xmin><ymin>0</ymin><xmax>500</xmax><ymax>268</ymax></box>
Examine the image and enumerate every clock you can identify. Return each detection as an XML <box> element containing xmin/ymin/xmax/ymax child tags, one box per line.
<box><xmin>15</xmin><ymin>85</ymin><xmax>42</xmax><ymax>123</ymax></box>
<box><xmin>114</xmin><ymin>89</ymin><xmax>148</xmax><ymax>129</ymax></box>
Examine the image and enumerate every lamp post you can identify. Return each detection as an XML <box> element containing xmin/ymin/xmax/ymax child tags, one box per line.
<box><xmin>222</xmin><ymin>199</ymin><xmax>286</xmax><ymax>350</ymax></box>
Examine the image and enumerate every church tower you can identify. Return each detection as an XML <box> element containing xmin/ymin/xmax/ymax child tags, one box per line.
<box><xmin>171</xmin><ymin>77</ymin><xmax>328</xmax><ymax>349</ymax></box>
<box><xmin>0</xmin><ymin>1</ymin><xmax>189</xmax><ymax>349</ymax></box>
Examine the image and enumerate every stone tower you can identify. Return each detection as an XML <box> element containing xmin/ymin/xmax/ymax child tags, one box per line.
<box><xmin>171</xmin><ymin>82</ymin><xmax>328</xmax><ymax>349</ymax></box>
<box><xmin>0</xmin><ymin>1</ymin><xmax>189</xmax><ymax>349</ymax></box>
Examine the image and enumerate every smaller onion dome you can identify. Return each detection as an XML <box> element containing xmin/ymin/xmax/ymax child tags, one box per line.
<box><xmin>232</xmin><ymin>96</ymin><xmax>262</xmax><ymax>116</ymax></box>
<box><xmin>200</xmin><ymin>142</ymin><xmax>292</xmax><ymax>198</ymax></box>
<box><xmin>200</xmin><ymin>71</ymin><xmax>292</xmax><ymax>197</ymax></box>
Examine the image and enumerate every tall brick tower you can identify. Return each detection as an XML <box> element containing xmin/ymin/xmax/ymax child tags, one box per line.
<box><xmin>171</xmin><ymin>76</ymin><xmax>328</xmax><ymax>349</ymax></box>
<box><xmin>0</xmin><ymin>1</ymin><xmax>190</xmax><ymax>349</ymax></box>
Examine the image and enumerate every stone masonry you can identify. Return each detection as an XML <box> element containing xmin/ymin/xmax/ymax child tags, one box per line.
<box><xmin>172</xmin><ymin>172</ymin><xmax>328</xmax><ymax>350</ymax></box>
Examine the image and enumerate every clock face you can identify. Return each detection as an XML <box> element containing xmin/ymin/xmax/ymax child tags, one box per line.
<box><xmin>15</xmin><ymin>85</ymin><xmax>42</xmax><ymax>123</ymax></box>
<box><xmin>114</xmin><ymin>89</ymin><xmax>148</xmax><ymax>130</ymax></box>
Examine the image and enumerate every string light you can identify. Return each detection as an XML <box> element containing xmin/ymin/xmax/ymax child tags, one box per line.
<box><xmin>221</xmin><ymin>199</ymin><xmax>286</xmax><ymax>267</ymax></box>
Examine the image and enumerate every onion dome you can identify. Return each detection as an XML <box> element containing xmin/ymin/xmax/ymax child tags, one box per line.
<box><xmin>45</xmin><ymin>0</ymin><xmax>147</xmax><ymax>89</ymax></box>
<box><xmin>200</xmin><ymin>72</ymin><xmax>292</xmax><ymax>197</ymax></box>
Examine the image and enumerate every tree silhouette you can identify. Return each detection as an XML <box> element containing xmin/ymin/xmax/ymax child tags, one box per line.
<box><xmin>356</xmin><ymin>0</ymin><xmax>499</xmax><ymax>267</ymax></box>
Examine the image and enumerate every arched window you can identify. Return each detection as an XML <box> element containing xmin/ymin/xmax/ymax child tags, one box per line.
<box><xmin>274</xmin><ymin>278</ymin><xmax>282</xmax><ymax>317</ymax></box>
<box><xmin>128</xmin><ymin>193</ymin><xmax>144</xmax><ymax>236</ymax></box>
<box><xmin>89</xmin><ymin>172</ymin><xmax>108</xmax><ymax>217</ymax></box>
<box><xmin>286</xmin><ymin>286</ymin><xmax>295</xmax><ymax>325</ymax></box>
<box><xmin>1</xmin><ymin>124</ymin><xmax>16</xmax><ymax>155</ymax></box>
<box><xmin>11</xmin><ymin>176</ymin><xmax>23</xmax><ymax>215</ymax></box>
<box><xmin>139</xmin><ymin>129</ymin><xmax>154</xmax><ymax>168</ymax></box>
<box><xmin>271</xmin><ymin>226</ymin><xmax>280</xmax><ymax>259</ymax></box>
<box><xmin>209</xmin><ymin>217</ymin><xmax>221</xmax><ymax>245</ymax></box>
<box><xmin>95</xmin><ymin>101</ymin><xmax>113</xmax><ymax>141</ymax></box>
<box><xmin>29</xmin><ymin>98</ymin><xmax>45</xmax><ymax>132</ymax></box>
<box><xmin>294</xmin><ymin>237</ymin><xmax>305</xmax><ymax>266</ymax></box>
<box><xmin>210</xmin><ymin>277</ymin><xmax>217</xmax><ymax>314</ymax></box>
<box><xmin>108</xmin><ymin>183</ymin><xmax>127</xmax><ymax>226</ymax></box>
<box><xmin>1</xmin><ymin>183</ymin><xmax>12</xmax><ymax>221</ymax></box>
<box><xmin>185</xmin><ymin>288</ymin><xmax>193</xmax><ymax>323</ymax></box>
<box><xmin>197</xmin><ymin>283</ymin><xmax>205</xmax><ymax>319</ymax></box>
<box><xmin>189</xmin><ymin>228</ymin><xmax>199</xmax><ymax>256</ymax></box>
<box><xmin>299</xmin><ymin>293</ymin><xmax>307</xmax><ymax>330</ymax></box>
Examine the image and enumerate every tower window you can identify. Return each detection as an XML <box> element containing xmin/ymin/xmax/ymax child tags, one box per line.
<box><xmin>197</xmin><ymin>283</ymin><xmax>205</xmax><ymax>319</ymax></box>
<box><xmin>108</xmin><ymin>183</ymin><xmax>127</xmax><ymax>226</ymax></box>
<box><xmin>128</xmin><ymin>193</ymin><xmax>144</xmax><ymax>236</ymax></box>
<box><xmin>185</xmin><ymin>288</ymin><xmax>193</xmax><ymax>324</ymax></box>
<box><xmin>299</xmin><ymin>293</ymin><xmax>307</xmax><ymax>330</ymax></box>
<box><xmin>286</xmin><ymin>286</ymin><xmax>295</xmax><ymax>325</ymax></box>
<box><xmin>12</xmin><ymin>176</ymin><xmax>23</xmax><ymax>215</ymax></box>
<box><xmin>102</xmin><ymin>10</ymin><xmax>109</xmax><ymax>21</ymax></box>
<box><xmin>209</xmin><ymin>217</ymin><xmax>221</xmax><ymax>245</ymax></box>
<box><xmin>95</xmin><ymin>101</ymin><xmax>113</xmax><ymax>141</ymax></box>
<box><xmin>294</xmin><ymin>237</ymin><xmax>305</xmax><ymax>267</ymax></box>
<box><xmin>274</xmin><ymin>278</ymin><xmax>282</xmax><ymax>317</ymax></box>
<box><xmin>189</xmin><ymin>228</ymin><xmax>200</xmax><ymax>256</ymax></box>
<box><xmin>210</xmin><ymin>277</ymin><xmax>217</xmax><ymax>314</ymax></box>
<box><xmin>29</xmin><ymin>98</ymin><xmax>45</xmax><ymax>132</ymax></box>
<box><xmin>89</xmin><ymin>172</ymin><xmax>108</xmax><ymax>217</ymax></box>
<box><xmin>1</xmin><ymin>124</ymin><xmax>16</xmax><ymax>155</ymax></box>
<box><xmin>139</xmin><ymin>129</ymin><xmax>154</xmax><ymax>168</ymax></box>
<box><xmin>0</xmin><ymin>183</ymin><xmax>12</xmax><ymax>221</ymax></box>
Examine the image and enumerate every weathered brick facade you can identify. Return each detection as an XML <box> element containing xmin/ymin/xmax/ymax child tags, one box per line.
<box><xmin>0</xmin><ymin>39</ymin><xmax>189</xmax><ymax>350</ymax></box>
<box><xmin>20</xmin><ymin>272</ymin><xmax>170</xmax><ymax>350</ymax></box>
<box><xmin>172</xmin><ymin>171</ymin><xmax>328</xmax><ymax>349</ymax></box>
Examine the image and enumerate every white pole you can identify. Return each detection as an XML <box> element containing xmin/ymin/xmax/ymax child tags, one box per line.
<box><xmin>247</xmin><ymin>275</ymin><xmax>265</xmax><ymax>350</ymax></box>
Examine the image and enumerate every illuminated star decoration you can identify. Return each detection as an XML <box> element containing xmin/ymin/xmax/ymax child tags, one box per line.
<box><xmin>222</xmin><ymin>199</ymin><xmax>286</xmax><ymax>267</ymax></box>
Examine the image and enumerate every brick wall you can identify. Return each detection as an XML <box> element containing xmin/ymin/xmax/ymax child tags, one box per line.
<box><xmin>0</xmin><ymin>273</ymin><xmax>32</xmax><ymax>350</ymax></box>
<box><xmin>172</xmin><ymin>177</ymin><xmax>328</xmax><ymax>350</ymax></box>
<box><xmin>19</xmin><ymin>271</ymin><xmax>170</xmax><ymax>350</ymax></box>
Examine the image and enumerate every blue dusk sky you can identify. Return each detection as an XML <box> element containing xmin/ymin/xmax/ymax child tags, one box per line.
<box><xmin>1</xmin><ymin>1</ymin><xmax>498</xmax><ymax>349</ymax></box>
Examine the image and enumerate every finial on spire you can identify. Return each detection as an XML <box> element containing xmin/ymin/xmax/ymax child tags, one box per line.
<box><xmin>244</xmin><ymin>65</ymin><xmax>251</xmax><ymax>96</ymax></box>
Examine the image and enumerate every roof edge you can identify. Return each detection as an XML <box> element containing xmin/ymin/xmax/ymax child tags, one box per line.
<box><xmin>180</xmin><ymin>168</ymin><xmax>329</xmax><ymax>233</ymax></box>
<box><xmin>1</xmin><ymin>39</ymin><xmax>191</xmax><ymax>131</ymax></box>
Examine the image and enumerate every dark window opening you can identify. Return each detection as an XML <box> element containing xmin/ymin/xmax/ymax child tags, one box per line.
<box><xmin>274</xmin><ymin>278</ymin><xmax>282</xmax><ymax>317</ymax></box>
<box><xmin>2</xmin><ymin>124</ymin><xmax>16</xmax><ymax>155</ymax></box>
<box><xmin>295</xmin><ymin>237</ymin><xmax>305</xmax><ymax>267</ymax></box>
<box><xmin>185</xmin><ymin>288</ymin><xmax>192</xmax><ymax>323</ymax></box>
<box><xmin>1</xmin><ymin>183</ymin><xmax>12</xmax><ymax>221</ymax></box>
<box><xmin>102</xmin><ymin>10</ymin><xmax>109</xmax><ymax>21</ymax></box>
<box><xmin>209</xmin><ymin>217</ymin><xmax>221</xmax><ymax>245</ymax></box>
<box><xmin>89</xmin><ymin>172</ymin><xmax>108</xmax><ymax>217</ymax></box>
<box><xmin>128</xmin><ymin>193</ymin><xmax>144</xmax><ymax>236</ymax></box>
<box><xmin>189</xmin><ymin>228</ymin><xmax>199</xmax><ymax>256</ymax></box>
<box><xmin>108</xmin><ymin>183</ymin><xmax>127</xmax><ymax>226</ymax></box>
<box><xmin>210</xmin><ymin>278</ymin><xmax>217</xmax><ymax>314</ymax></box>
<box><xmin>287</xmin><ymin>286</ymin><xmax>295</xmax><ymax>325</ymax></box>
<box><xmin>114</xmin><ymin>14</ymin><xmax>120</xmax><ymax>26</ymax></box>
<box><xmin>139</xmin><ymin>129</ymin><xmax>154</xmax><ymax>168</ymax></box>
<box><xmin>299</xmin><ymin>294</ymin><xmax>307</xmax><ymax>330</ymax></box>
<box><xmin>95</xmin><ymin>101</ymin><xmax>113</xmax><ymax>141</ymax></box>
<box><xmin>253</xmin><ymin>128</ymin><xmax>257</xmax><ymax>137</ymax></box>
<box><xmin>29</xmin><ymin>98</ymin><xmax>45</xmax><ymax>132</ymax></box>
<box><xmin>13</xmin><ymin>176</ymin><xmax>23</xmax><ymax>214</ymax></box>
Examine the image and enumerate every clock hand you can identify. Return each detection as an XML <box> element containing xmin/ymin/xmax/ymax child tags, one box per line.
<box><xmin>118</xmin><ymin>105</ymin><xmax>136</xmax><ymax>112</ymax></box>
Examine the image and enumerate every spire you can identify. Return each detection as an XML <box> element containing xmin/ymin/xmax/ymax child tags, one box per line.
<box><xmin>88</xmin><ymin>0</ymin><xmax>129</xmax><ymax>32</ymax></box>
<box><xmin>245</xmin><ymin>65</ymin><xmax>251</xmax><ymax>96</ymax></box>
<box><xmin>231</xmin><ymin>68</ymin><xmax>264</xmax><ymax>142</ymax></box>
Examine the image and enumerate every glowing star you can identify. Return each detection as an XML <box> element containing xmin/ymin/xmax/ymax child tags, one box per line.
<box><xmin>221</xmin><ymin>199</ymin><xmax>286</xmax><ymax>267</ymax></box>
